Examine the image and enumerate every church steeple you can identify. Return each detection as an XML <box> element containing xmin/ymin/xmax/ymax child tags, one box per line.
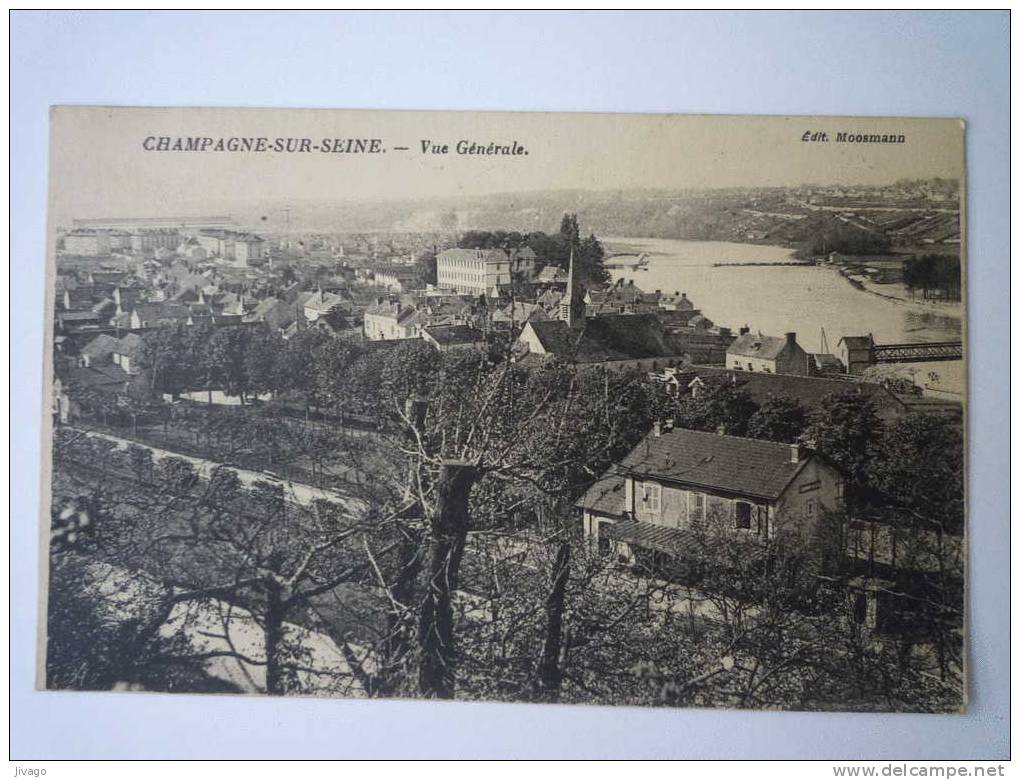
<box><xmin>559</xmin><ymin>246</ymin><xmax>585</xmax><ymax>328</ymax></box>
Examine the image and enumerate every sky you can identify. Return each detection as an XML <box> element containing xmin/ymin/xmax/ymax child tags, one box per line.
<box><xmin>48</xmin><ymin>107</ymin><xmax>965</xmax><ymax>227</ymax></box>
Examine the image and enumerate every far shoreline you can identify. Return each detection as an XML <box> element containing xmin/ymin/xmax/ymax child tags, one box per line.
<box><xmin>828</xmin><ymin>265</ymin><xmax>963</xmax><ymax>315</ymax></box>
<box><xmin>603</xmin><ymin>235</ymin><xmax>962</xmax><ymax>317</ymax></box>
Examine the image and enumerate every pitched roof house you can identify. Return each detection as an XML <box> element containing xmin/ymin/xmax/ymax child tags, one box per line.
<box><xmin>302</xmin><ymin>290</ymin><xmax>346</xmax><ymax>322</ymax></box>
<box><xmin>363</xmin><ymin>300</ymin><xmax>424</xmax><ymax>341</ymax></box>
<box><xmin>585</xmin><ymin>279</ymin><xmax>660</xmax><ymax>316</ymax></box>
<box><xmin>421</xmin><ymin>325</ymin><xmax>487</xmax><ymax>352</ymax></box>
<box><xmin>676</xmin><ymin>365</ymin><xmax>919</xmax><ymax>424</ymax></box>
<box><xmin>79</xmin><ymin>334</ymin><xmax>120</xmax><ymax>366</ymax></box>
<box><xmin>243</xmin><ymin>297</ymin><xmax>299</xmax><ymax>333</ymax></box>
<box><xmin>130</xmin><ymin>303</ymin><xmax>190</xmax><ymax>329</ymax></box>
<box><xmin>515</xmin><ymin>248</ymin><xmax>685</xmax><ymax>371</ymax></box>
<box><xmin>726</xmin><ymin>331</ymin><xmax>810</xmax><ymax>376</ymax></box>
<box><xmin>112</xmin><ymin>333</ymin><xmax>144</xmax><ymax>374</ymax></box>
<box><xmin>491</xmin><ymin>301</ymin><xmax>550</xmax><ymax>325</ymax></box>
<box><xmin>578</xmin><ymin>426</ymin><xmax>844</xmax><ymax>566</ymax></box>
<box><xmin>516</xmin><ymin>315</ymin><xmax>685</xmax><ymax>371</ymax></box>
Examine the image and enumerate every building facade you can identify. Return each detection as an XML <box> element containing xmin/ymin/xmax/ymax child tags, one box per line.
<box><xmin>579</xmin><ymin>426</ymin><xmax>845</xmax><ymax>569</ymax></box>
<box><xmin>363</xmin><ymin>300</ymin><xmax>423</xmax><ymax>341</ymax></box>
<box><xmin>64</xmin><ymin>231</ymin><xmax>112</xmax><ymax>256</ymax></box>
<box><xmin>726</xmin><ymin>331</ymin><xmax>810</xmax><ymax>375</ymax></box>
<box><xmin>436</xmin><ymin>248</ymin><xmax>512</xmax><ymax>295</ymax></box>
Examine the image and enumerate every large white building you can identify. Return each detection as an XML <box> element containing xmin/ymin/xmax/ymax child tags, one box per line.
<box><xmin>196</xmin><ymin>229</ymin><xmax>266</xmax><ymax>266</ymax></box>
<box><xmin>436</xmin><ymin>248</ymin><xmax>512</xmax><ymax>296</ymax></box>
<box><xmin>130</xmin><ymin>229</ymin><xmax>180</xmax><ymax>253</ymax></box>
<box><xmin>234</xmin><ymin>234</ymin><xmax>267</xmax><ymax>266</ymax></box>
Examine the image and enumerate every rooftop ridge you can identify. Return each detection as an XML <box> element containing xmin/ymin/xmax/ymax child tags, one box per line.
<box><xmin>650</xmin><ymin>424</ymin><xmax>808</xmax><ymax>451</ymax></box>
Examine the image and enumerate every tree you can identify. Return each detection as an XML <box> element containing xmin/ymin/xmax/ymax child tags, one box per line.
<box><xmin>205</xmin><ymin>327</ymin><xmax>251</xmax><ymax>401</ymax></box>
<box><xmin>127</xmin><ymin>444</ymin><xmax>154</xmax><ymax>484</ymax></box>
<box><xmin>793</xmin><ymin>214</ymin><xmax>891</xmax><ymax>259</ymax></box>
<box><xmin>802</xmin><ymin>390</ymin><xmax>883</xmax><ymax>509</ymax></box>
<box><xmin>746</xmin><ymin>395</ymin><xmax>808</xmax><ymax>444</ymax></box>
<box><xmin>207</xmin><ymin>466</ymin><xmax>242</xmax><ymax>505</ymax></box>
<box><xmin>136</xmin><ymin>324</ymin><xmax>194</xmax><ymax>397</ymax></box>
<box><xmin>868</xmin><ymin>414</ymin><xmax>963</xmax><ymax>532</ymax></box>
<box><xmin>559</xmin><ymin>213</ymin><xmax>580</xmax><ymax>247</ymax></box>
<box><xmin>52</xmin><ymin>434</ymin><xmax>386</xmax><ymax>698</ymax></box>
<box><xmin>414</xmin><ymin>249</ymin><xmax>438</xmax><ymax>287</ymax></box>
<box><xmin>45</xmin><ymin>553</ymin><xmax>224</xmax><ymax>693</ymax></box>
<box><xmin>903</xmin><ymin>254</ymin><xmax>961</xmax><ymax>302</ymax></box>
<box><xmin>578</xmin><ymin>233</ymin><xmax>610</xmax><ymax>286</ymax></box>
<box><xmin>459</xmin><ymin>230</ymin><xmax>525</xmax><ymax>250</ymax></box>
<box><xmin>244</xmin><ymin>333</ymin><xmax>279</xmax><ymax>399</ymax></box>
<box><xmin>676</xmin><ymin>376</ymin><xmax>759</xmax><ymax>436</ymax></box>
<box><xmin>157</xmin><ymin>456</ymin><xmax>198</xmax><ymax>493</ymax></box>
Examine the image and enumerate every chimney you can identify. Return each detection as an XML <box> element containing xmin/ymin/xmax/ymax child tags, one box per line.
<box><xmin>652</xmin><ymin>421</ymin><xmax>662</xmax><ymax>437</ymax></box>
<box><xmin>789</xmin><ymin>444</ymin><xmax>801</xmax><ymax>463</ymax></box>
<box><xmin>785</xmin><ymin>331</ymin><xmax>797</xmax><ymax>346</ymax></box>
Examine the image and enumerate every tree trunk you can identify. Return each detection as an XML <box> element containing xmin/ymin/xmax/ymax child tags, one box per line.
<box><xmin>418</xmin><ymin>461</ymin><xmax>477</xmax><ymax>699</ymax></box>
<box><xmin>264</xmin><ymin>584</ymin><xmax>286</xmax><ymax>696</ymax></box>
<box><xmin>536</xmin><ymin>541</ymin><xmax>571</xmax><ymax>701</ymax></box>
<box><xmin>379</xmin><ymin>527</ymin><xmax>424</xmax><ymax>695</ymax></box>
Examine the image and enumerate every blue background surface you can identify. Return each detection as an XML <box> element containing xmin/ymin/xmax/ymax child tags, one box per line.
<box><xmin>10</xmin><ymin>10</ymin><xmax>1010</xmax><ymax>759</ymax></box>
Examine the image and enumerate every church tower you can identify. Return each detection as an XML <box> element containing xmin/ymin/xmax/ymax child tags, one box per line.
<box><xmin>559</xmin><ymin>247</ymin><xmax>586</xmax><ymax>328</ymax></box>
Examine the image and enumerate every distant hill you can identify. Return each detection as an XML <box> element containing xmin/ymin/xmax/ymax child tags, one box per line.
<box><xmin>222</xmin><ymin>182</ymin><xmax>960</xmax><ymax>252</ymax></box>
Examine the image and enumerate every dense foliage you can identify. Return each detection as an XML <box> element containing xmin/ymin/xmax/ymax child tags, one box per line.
<box><xmin>902</xmin><ymin>253</ymin><xmax>962</xmax><ymax>301</ymax></box>
<box><xmin>793</xmin><ymin>215</ymin><xmax>892</xmax><ymax>259</ymax></box>
<box><xmin>51</xmin><ymin>298</ymin><xmax>964</xmax><ymax>710</ymax></box>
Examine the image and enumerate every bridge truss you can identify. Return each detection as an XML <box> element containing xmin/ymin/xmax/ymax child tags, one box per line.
<box><xmin>872</xmin><ymin>341</ymin><xmax>964</xmax><ymax>364</ymax></box>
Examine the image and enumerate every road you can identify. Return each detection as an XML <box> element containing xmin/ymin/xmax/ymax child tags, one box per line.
<box><xmin>69</xmin><ymin>427</ymin><xmax>365</xmax><ymax>512</ymax></box>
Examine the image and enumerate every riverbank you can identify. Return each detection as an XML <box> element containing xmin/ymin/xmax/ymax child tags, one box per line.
<box><xmin>711</xmin><ymin>260</ymin><xmax>812</xmax><ymax>267</ymax></box>
<box><xmin>831</xmin><ymin>265</ymin><xmax>963</xmax><ymax>312</ymax></box>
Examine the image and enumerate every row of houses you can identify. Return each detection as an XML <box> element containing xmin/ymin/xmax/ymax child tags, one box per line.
<box><xmin>60</xmin><ymin>226</ymin><xmax>267</xmax><ymax>267</ymax></box>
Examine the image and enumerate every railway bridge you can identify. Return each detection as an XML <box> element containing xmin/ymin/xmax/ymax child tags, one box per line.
<box><xmin>872</xmin><ymin>341</ymin><xmax>964</xmax><ymax>364</ymax></box>
<box><xmin>839</xmin><ymin>335</ymin><xmax>964</xmax><ymax>374</ymax></box>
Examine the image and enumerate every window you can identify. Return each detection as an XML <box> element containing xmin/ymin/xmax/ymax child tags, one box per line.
<box><xmin>735</xmin><ymin>501</ymin><xmax>752</xmax><ymax>530</ymax></box>
<box><xmin>852</xmin><ymin>592</ymin><xmax>869</xmax><ymax>625</ymax></box>
<box><xmin>690</xmin><ymin>491</ymin><xmax>705</xmax><ymax>523</ymax></box>
<box><xmin>642</xmin><ymin>482</ymin><xmax>661</xmax><ymax>513</ymax></box>
<box><xmin>806</xmin><ymin>499</ymin><xmax>816</xmax><ymax>517</ymax></box>
<box><xmin>747</xmin><ymin>362</ymin><xmax>754</xmax><ymax>371</ymax></box>
<box><xmin>596</xmin><ymin>520</ymin><xmax>613</xmax><ymax>557</ymax></box>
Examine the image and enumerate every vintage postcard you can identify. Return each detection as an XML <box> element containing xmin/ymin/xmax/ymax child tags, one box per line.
<box><xmin>40</xmin><ymin>107</ymin><xmax>966</xmax><ymax>712</ymax></box>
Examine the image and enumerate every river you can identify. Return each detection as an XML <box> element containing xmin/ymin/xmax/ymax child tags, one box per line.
<box><xmin>604</xmin><ymin>237</ymin><xmax>965</xmax><ymax>397</ymax></box>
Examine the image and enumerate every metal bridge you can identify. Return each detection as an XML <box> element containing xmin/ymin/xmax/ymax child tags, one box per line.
<box><xmin>871</xmin><ymin>341</ymin><xmax>963</xmax><ymax>364</ymax></box>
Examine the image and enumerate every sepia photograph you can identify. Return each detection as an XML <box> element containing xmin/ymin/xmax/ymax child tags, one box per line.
<box><xmin>39</xmin><ymin>106</ymin><xmax>967</xmax><ymax>714</ymax></box>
